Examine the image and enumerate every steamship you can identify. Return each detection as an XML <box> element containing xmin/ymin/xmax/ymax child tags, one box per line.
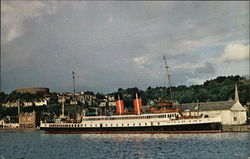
<box><xmin>40</xmin><ymin>57</ymin><xmax>222</xmax><ymax>134</ymax></box>
<box><xmin>40</xmin><ymin>93</ymin><xmax>222</xmax><ymax>134</ymax></box>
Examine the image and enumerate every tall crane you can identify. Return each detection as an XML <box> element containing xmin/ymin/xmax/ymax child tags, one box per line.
<box><xmin>163</xmin><ymin>56</ymin><xmax>173</xmax><ymax>103</ymax></box>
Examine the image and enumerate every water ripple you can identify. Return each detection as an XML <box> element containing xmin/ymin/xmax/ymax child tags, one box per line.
<box><xmin>0</xmin><ymin>131</ymin><xmax>249</xmax><ymax>159</ymax></box>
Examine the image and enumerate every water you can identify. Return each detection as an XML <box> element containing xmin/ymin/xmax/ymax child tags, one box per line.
<box><xmin>0</xmin><ymin>131</ymin><xmax>249</xmax><ymax>159</ymax></box>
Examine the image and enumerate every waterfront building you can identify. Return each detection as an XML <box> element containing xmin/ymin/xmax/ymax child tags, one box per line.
<box><xmin>0</xmin><ymin>120</ymin><xmax>4</xmax><ymax>128</ymax></box>
<box><xmin>19</xmin><ymin>111</ymin><xmax>37</xmax><ymax>128</ymax></box>
<box><xmin>1</xmin><ymin>122</ymin><xmax>19</xmax><ymax>128</ymax></box>
<box><xmin>178</xmin><ymin>85</ymin><xmax>247</xmax><ymax>125</ymax></box>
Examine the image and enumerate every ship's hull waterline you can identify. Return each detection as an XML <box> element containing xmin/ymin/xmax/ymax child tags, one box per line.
<box><xmin>40</xmin><ymin>122</ymin><xmax>222</xmax><ymax>134</ymax></box>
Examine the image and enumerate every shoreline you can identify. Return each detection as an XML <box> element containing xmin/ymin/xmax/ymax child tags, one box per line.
<box><xmin>0</xmin><ymin>127</ymin><xmax>39</xmax><ymax>131</ymax></box>
<box><xmin>1</xmin><ymin>125</ymin><xmax>250</xmax><ymax>132</ymax></box>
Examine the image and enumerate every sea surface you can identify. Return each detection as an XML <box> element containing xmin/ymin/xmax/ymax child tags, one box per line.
<box><xmin>0</xmin><ymin>130</ymin><xmax>249</xmax><ymax>159</ymax></box>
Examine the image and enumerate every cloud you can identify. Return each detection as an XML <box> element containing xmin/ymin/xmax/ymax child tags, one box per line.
<box><xmin>133</xmin><ymin>56</ymin><xmax>147</xmax><ymax>65</ymax></box>
<box><xmin>1</xmin><ymin>1</ymin><xmax>58</xmax><ymax>44</ymax></box>
<box><xmin>220</xmin><ymin>43</ymin><xmax>249</xmax><ymax>62</ymax></box>
<box><xmin>133</xmin><ymin>56</ymin><xmax>150</xmax><ymax>69</ymax></box>
<box><xmin>194</xmin><ymin>62</ymin><xmax>215</xmax><ymax>77</ymax></box>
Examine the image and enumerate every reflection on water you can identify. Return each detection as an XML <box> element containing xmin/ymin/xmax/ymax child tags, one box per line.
<box><xmin>80</xmin><ymin>132</ymin><xmax>249</xmax><ymax>141</ymax></box>
<box><xmin>0</xmin><ymin>131</ymin><xmax>250</xmax><ymax>159</ymax></box>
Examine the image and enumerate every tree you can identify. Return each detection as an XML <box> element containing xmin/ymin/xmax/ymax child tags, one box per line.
<box><xmin>0</xmin><ymin>92</ymin><xmax>7</xmax><ymax>103</ymax></box>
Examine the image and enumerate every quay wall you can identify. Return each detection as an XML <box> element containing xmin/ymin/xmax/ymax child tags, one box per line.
<box><xmin>222</xmin><ymin>125</ymin><xmax>250</xmax><ymax>132</ymax></box>
<box><xmin>0</xmin><ymin>127</ymin><xmax>39</xmax><ymax>131</ymax></box>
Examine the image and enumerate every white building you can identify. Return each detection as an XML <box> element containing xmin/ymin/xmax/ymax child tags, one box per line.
<box><xmin>34</xmin><ymin>99</ymin><xmax>48</xmax><ymax>106</ymax></box>
<box><xmin>99</xmin><ymin>100</ymin><xmax>108</xmax><ymax>107</ymax></box>
<box><xmin>2</xmin><ymin>101</ymin><xmax>22</xmax><ymax>107</ymax></box>
<box><xmin>23</xmin><ymin>102</ymin><xmax>34</xmax><ymax>107</ymax></box>
<box><xmin>178</xmin><ymin>85</ymin><xmax>247</xmax><ymax>125</ymax></box>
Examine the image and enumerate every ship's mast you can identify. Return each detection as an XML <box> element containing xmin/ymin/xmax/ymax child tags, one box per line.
<box><xmin>72</xmin><ymin>71</ymin><xmax>76</xmax><ymax>97</ymax></box>
<box><xmin>163</xmin><ymin>56</ymin><xmax>173</xmax><ymax>103</ymax></box>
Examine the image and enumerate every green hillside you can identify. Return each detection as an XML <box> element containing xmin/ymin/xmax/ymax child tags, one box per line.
<box><xmin>112</xmin><ymin>75</ymin><xmax>250</xmax><ymax>106</ymax></box>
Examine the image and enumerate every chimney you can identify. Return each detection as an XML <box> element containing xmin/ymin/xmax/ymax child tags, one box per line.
<box><xmin>115</xmin><ymin>94</ymin><xmax>125</xmax><ymax>115</ymax></box>
<box><xmin>133</xmin><ymin>92</ymin><xmax>142</xmax><ymax>115</ymax></box>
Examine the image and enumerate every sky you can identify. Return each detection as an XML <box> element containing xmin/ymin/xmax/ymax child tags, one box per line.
<box><xmin>1</xmin><ymin>1</ymin><xmax>249</xmax><ymax>93</ymax></box>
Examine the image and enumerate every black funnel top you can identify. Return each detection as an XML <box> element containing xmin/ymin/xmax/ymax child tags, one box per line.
<box><xmin>133</xmin><ymin>92</ymin><xmax>142</xmax><ymax>99</ymax></box>
<box><xmin>115</xmin><ymin>94</ymin><xmax>123</xmax><ymax>100</ymax></box>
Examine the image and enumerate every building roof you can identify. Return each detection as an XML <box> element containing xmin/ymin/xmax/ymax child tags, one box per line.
<box><xmin>174</xmin><ymin>84</ymin><xmax>244</xmax><ymax>112</ymax></box>
<box><xmin>174</xmin><ymin>101</ymin><xmax>236</xmax><ymax>111</ymax></box>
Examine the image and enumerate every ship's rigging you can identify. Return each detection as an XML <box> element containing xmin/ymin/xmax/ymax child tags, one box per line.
<box><xmin>163</xmin><ymin>55</ymin><xmax>173</xmax><ymax>103</ymax></box>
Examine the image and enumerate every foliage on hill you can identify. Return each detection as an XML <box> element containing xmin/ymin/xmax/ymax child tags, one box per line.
<box><xmin>112</xmin><ymin>75</ymin><xmax>249</xmax><ymax>106</ymax></box>
<box><xmin>0</xmin><ymin>91</ymin><xmax>45</xmax><ymax>103</ymax></box>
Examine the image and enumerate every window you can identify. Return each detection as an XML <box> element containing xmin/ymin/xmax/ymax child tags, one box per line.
<box><xmin>234</xmin><ymin>117</ymin><xmax>237</xmax><ymax>121</ymax></box>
